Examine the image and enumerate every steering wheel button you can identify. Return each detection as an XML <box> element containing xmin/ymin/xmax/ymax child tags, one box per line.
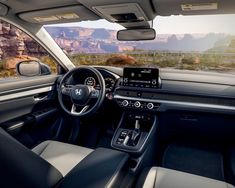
<box><xmin>62</xmin><ymin>88</ymin><xmax>70</xmax><ymax>95</ymax></box>
<box><xmin>91</xmin><ymin>90</ymin><xmax>99</xmax><ymax>98</ymax></box>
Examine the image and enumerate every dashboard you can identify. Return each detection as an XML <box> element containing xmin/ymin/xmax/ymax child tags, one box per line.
<box><xmin>68</xmin><ymin>66</ymin><xmax>235</xmax><ymax>114</ymax></box>
<box><xmin>95</xmin><ymin>66</ymin><xmax>235</xmax><ymax>115</ymax></box>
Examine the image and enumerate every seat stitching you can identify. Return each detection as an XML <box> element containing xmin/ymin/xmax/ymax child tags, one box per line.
<box><xmin>153</xmin><ymin>168</ymin><xmax>158</xmax><ymax>188</ymax></box>
<box><xmin>38</xmin><ymin>141</ymin><xmax>51</xmax><ymax>156</ymax></box>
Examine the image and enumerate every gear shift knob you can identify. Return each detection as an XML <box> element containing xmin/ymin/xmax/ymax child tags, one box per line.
<box><xmin>135</xmin><ymin>119</ymin><xmax>140</xmax><ymax>130</ymax></box>
<box><xmin>126</xmin><ymin>119</ymin><xmax>141</xmax><ymax>146</ymax></box>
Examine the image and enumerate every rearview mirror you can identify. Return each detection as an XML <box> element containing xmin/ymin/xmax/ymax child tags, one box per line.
<box><xmin>16</xmin><ymin>60</ymin><xmax>51</xmax><ymax>77</ymax></box>
<box><xmin>117</xmin><ymin>28</ymin><xmax>156</xmax><ymax>41</ymax></box>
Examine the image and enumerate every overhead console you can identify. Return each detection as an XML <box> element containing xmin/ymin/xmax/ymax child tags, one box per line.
<box><xmin>79</xmin><ymin>0</ymin><xmax>156</xmax><ymax>29</ymax></box>
<box><xmin>93</xmin><ymin>3</ymin><xmax>148</xmax><ymax>23</ymax></box>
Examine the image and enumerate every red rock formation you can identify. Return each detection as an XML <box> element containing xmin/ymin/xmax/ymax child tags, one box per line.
<box><xmin>0</xmin><ymin>20</ymin><xmax>46</xmax><ymax>69</ymax></box>
<box><xmin>105</xmin><ymin>54</ymin><xmax>137</xmax><ymax>66</ymax></box>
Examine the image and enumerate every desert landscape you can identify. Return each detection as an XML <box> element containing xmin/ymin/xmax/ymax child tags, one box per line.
<box><xmin>1</xmin><ymin>19</ymin><xmax>235</xmax><ymax>79</ymax></box>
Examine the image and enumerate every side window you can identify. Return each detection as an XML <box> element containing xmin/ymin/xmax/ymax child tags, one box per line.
<box><xmin>0</xmin><ymin>20</ymin><xmax>57</xmax><ymax>80</ymax></box>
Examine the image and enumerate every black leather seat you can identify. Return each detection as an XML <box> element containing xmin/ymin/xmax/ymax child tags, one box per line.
<box><xmin>0</xmin><ymin>127</ymin><xmax>93</xmax><ymax>188</ymax></box>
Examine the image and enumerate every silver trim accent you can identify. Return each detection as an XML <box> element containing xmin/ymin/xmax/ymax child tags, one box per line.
<box><xmin>123</xmin><ymin>135</ymin><xmax>130</xmax><ymax>146</ymax></box>
<box><xmin>147</xmin><ymin>103</ymin><xmax>154</xmax><ymax>110</ymax></box>
<box><xmin>0</xmin><ymin>83</ymin><xmax>54</xmax><ymax>95</ymax></box>
<box><xmin>0</xmin><ymin>86</ymin><xmax>52</xmax><ymax>102</ymax></box>
<box><xmin>71</xmin><ymin>104</ymin><xmax>89</xmax><ymax>115</ymax></box>
<box><xmin>114</xmin><ymin>94</ymin><xmax>235</xmax><ymax>111</ymax></box>
<box><xmin>122</xmin><ymin>100</ymin><xmax>129</xmax><ymax>107</ymax></box>
<box><xmin>7</xmin><ymin>122</ymin><xmax>24</xmax><ymax>131</ymax></box>
<box><xmin>34</xmin><ymin>95</ymin><xmax>48</xmax><ymax>102</ymax></box>
<box><xmin>134</xmin><ymin>101</ymin><xmax>141</xmax><ymax>108</ymax></box>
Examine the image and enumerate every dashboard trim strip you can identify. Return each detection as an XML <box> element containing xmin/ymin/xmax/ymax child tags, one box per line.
<box><xmin>114</xmin><ymin>94</ymin><xmax>235</xmax><ymax>111</ymax></box>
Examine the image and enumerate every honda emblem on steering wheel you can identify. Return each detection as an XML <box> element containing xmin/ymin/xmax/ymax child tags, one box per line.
<box><xmin>75</xmin><ymin>89</ymin><xmax>82</xmax><ymax>96</ymax></box>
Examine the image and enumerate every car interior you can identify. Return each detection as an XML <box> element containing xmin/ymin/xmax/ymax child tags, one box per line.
<box><xmin>0</xmin><ymin>0</ymin><xmax>235</xmax><ymax>188</ymax></box>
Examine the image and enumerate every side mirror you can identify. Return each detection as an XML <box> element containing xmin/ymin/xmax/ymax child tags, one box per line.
<box><xmin>16</xmin><ymin>60</ymin><xmax>51</xmax><ymax>77</ymax></box>
<box><xmin>117</xmin><ymin>28</ymin><xmax>156</xmax><ymax>41</ymax></box>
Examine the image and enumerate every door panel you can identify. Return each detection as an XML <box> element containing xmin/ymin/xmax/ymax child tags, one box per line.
<box><xmin>0</xmin><ymin>19</ymin><xmax>70</xmax><ymax>148</ymax></box>
<box><xmin>0</xmin><ymin>75</ymin><xmax>67</xmax><ymax>148</ymax></box>
<box><xmin>0</xmin><ymin>75</ymin><xmax>58</xmax><ymax>124</ymax></box>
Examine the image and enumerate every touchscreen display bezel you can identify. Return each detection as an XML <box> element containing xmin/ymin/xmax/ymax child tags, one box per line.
<box><xmin>123</xmin><ymin>67</ymin><xmax>159</xmax><ymax>88</ymax></box>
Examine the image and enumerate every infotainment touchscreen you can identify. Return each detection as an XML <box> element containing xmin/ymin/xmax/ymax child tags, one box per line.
<box><xmin>123</xmin><ymin>67</ymin><xmax>159</xmax><ymax>88</ymax></box>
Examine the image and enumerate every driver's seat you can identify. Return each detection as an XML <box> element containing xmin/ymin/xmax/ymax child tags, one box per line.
<box><xmin>32</xmin><ymin>140</ymin><xmax>93</xmax><ymax>176</ymax></box>
<box><xmin>0</xmin><ymin>127</ymin><xmax>93</xmax><ymax>188</ymax></box>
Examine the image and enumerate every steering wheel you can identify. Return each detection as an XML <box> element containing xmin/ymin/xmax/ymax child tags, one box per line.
<box><xmin>58</xmin><ymin>66</ymin><xmax>106</xmax><ymax>117</ymax></box>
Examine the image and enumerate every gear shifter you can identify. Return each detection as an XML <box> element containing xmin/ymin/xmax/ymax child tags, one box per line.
<box><xmin>127</xmin><ymin>119</ymin><xmax>141</xmax><ymax>146</ymax></box>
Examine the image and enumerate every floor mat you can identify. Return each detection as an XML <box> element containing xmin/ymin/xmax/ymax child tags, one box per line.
<box><xmin>162</xmin><ymin>144</ymin><xmax>224</xmax><ymax>181</ymax></box>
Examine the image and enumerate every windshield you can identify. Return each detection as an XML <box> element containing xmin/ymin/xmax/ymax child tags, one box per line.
<box><xmin>45</xmin><ymin>14</ymin><xmax>235</xmax><ymax>74</ymax></box>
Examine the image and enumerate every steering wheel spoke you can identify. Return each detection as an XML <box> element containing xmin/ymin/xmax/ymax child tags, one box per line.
<box><xmin>71</xmin><ymin>104</ymin><xmax>89</xmax><ymax>115</ymax></box>
<box><xmin>61</xmin><ymin>85</ymin><xmax>72</xmax><ymax>96</ymax></box>
<box><xmin>90</xmin><ymin>88</ymin><xmax>100</xmax><ymax>99</ymax></box>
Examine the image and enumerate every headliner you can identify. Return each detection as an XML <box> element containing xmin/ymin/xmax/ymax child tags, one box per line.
<box><xmin>1</xmin><ymin>0</ymin><xmax>235</xmax><ymax>25</ymax></box>
<box><xmin>1</xmin><ymin>0</ymin><xmax>80</xmax><ymax>13</ymax></box>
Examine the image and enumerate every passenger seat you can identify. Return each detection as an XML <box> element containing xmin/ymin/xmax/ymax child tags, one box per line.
<box><xmin>137</xmin><ymin>167</ymin><xmax>234</xmax><ymax>188</ymax></box>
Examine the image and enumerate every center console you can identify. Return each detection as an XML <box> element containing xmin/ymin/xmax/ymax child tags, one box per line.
<box><xmin>111</xmin><ymin>113</ymin><xmax>157</xmax><ymax>154</ymax></box>
<box><xmin>109</xmin><ymin>67</ymin><xmax>160</xmax><ymax>177</ymax></box>
<box><xmin>111</xmin><ymin>67</ymin><xmax>160</xmax><ymax>154</ymax></box>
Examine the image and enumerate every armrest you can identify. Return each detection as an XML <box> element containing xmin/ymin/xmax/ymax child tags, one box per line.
<box><xmin>58</xmin><ymin>147</ymin><xmax>129</xmax><ymax>188</ymax></box>
<box><xmin>228</xmin><ymin>149</ymin><xmax>235</xmax><ymax>185</ymax></box>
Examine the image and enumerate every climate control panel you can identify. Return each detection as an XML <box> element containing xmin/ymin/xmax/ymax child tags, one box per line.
<box><xmin>116</xmin><ymin>99</ymin><xmax>160</xmax><ymax>111</ymax></box>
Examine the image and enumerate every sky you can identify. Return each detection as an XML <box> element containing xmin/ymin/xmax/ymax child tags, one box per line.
<box><xmin>49</xmin><ymin>14</ymin><xmax>235</xmax><ymax>35</ymax></box>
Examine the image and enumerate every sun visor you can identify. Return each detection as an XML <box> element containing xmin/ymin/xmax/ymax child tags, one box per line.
<box><xmin>19</xmin><ymin>5</ymin><xmax>99</xmax><ymax>24</ymax></box>
<box><xmin>152</xmin><ymin>0</ymin><xmax>235</xmax><ymax>16</ymax></box>
<box><xmin>0</xmin><ymin>3</ymin><xmax>8</xmax><ymax>16</ymax></box>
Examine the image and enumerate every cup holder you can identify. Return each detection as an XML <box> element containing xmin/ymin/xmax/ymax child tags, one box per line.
<box><xmin>129</xmin><ymin>159</ymin><xmax>138</xmax><ymax>169</ymax></box>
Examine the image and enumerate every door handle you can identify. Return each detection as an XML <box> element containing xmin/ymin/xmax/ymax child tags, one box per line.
<box><xmin>34</xmin><ymin>95</ymin><xmax>48</xmax><ymax>102</ymax></box>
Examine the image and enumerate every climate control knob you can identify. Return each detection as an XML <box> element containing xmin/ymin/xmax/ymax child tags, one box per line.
<box><xmin>134</xmin><ymin>101</ymin><xmax>141</xmax><ymax>108</ymax></box>
<box><xmin>147</xmin><ymin>103</ymin><xmax>154</xmax><ymax>110</ymax></box>
<box><xmin>122</xmin><ymin>100</ymin><xmax>129</xmax><ymax>107</ymax></box>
